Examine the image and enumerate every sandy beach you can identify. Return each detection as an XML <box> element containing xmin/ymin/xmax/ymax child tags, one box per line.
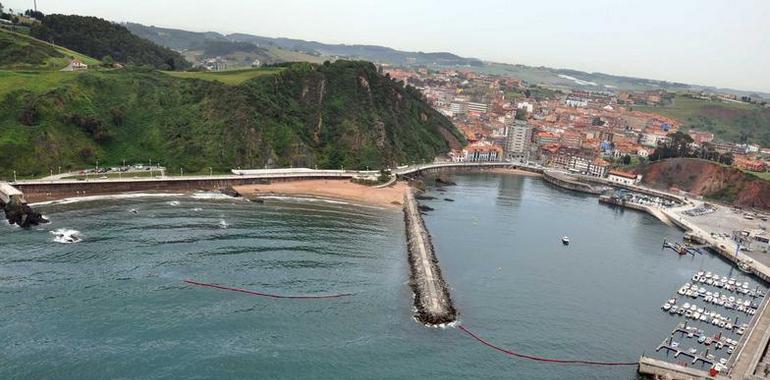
<box><xmin>233</xmin><ymin>180</ymin><xmax>408</xmax><ymax>208</ymax></box>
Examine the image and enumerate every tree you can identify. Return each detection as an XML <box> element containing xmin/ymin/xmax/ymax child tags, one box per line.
<box><xmin>0</xmin><ymin>2</ymin><xmax>4</xmax><ymax>16</ymax></box>
<box><xmin>24</xmin><ymin>9</ymin><xmax>44</xmax><ymax>20</ymax></box>
<box><xmin>101</xmin><ymin>55</ymin><xmax>114</xmax><ymax>67</ymax></box>
<box><xmin>515</xmin><ymin>109</ymin><xmax>528</xmax><ymax>121</ymax></box>
<box><xmin>621</xmin><ymin>154</ymin><xmax>632</xmax><ymax>165</ymax></box>
<box><xmin>591</xmin><ymin>116</ymin><xmax>605</xmax><ymax>126</ymax></box>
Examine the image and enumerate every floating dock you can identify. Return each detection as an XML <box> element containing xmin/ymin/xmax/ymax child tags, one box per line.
<box><xmin>403</xmin><ymin>189</ymin><xmax>456</xmax><ymax>325</ymax></box>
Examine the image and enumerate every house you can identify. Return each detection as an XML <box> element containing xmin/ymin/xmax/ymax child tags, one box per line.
<box><xmin>607</xmin><ymin>170</ymin><xmax>642</xmax><ymax>185</ymax></box>
<box><xmin>61</xmin><ymin>59</ymin><xmax>88</xmax><ymax>71</ymax></box>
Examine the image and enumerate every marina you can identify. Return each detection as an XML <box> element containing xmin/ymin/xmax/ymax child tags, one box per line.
<box><xmin>651</xmin><ymin>269</ymin><xmax>768</xmax><ymax>375</ymax></box>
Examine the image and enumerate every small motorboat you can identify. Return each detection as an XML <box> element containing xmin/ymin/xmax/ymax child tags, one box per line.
<box><xmin>662</xmin><ymin>303</ymin><xmax>672</xmax><ymax>311</ymax></box>
<box><xmin>561</xmin><ymin>236</ymin><xmax>570</xmax><ymax>245</ymax></box>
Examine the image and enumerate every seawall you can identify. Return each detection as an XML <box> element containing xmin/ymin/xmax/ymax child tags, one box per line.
<box><xmin>403</xmin><ymin>188</ymin><xmax>457</xmax><ymax>325</ymax></box>
<box><xmin>542</xmin><ymin>170</ymin><xmax>603</xmax><ymax>195</ymax></box>
<box><xmin>13</xmin><ymin>176</ymin><xmax>352</xmax><ymax>203</ymax></box>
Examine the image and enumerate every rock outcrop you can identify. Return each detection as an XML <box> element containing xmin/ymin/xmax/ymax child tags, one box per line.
<box><xmin>1</xmin><ymin>198</ymin><xmax>49</xmax><ymax>227</ymax></box>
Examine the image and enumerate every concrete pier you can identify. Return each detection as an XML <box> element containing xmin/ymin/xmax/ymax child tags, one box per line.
<box><xmin>542</xmin><ymin>170</ymin><xmax>604</xmax><ymax>195</ymax></box>
<box><xmin>403</xmin><ymin>188</ymin><xmax>456</xmax><ymax>325</ymax></box>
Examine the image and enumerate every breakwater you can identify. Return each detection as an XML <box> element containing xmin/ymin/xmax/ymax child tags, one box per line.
<box><xmin>403</xmin><ymin>188</ymin><xmax>456</xmax><ymax>325</ymax></box>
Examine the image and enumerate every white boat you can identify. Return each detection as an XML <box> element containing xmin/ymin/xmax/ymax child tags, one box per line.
<box><xmin>561</xmin><ymin>236</ymin><xmax>570</xmax><ymax>245</ymax></box>
<box><xmin>663</xmin><ymin>303</ymin><xmax>671</xmax><ymax>311</ymax></box>
<box><xmin>692</xmin><ymin>274</ymin><xmax>701</xmax><ymax>282</ymax></box>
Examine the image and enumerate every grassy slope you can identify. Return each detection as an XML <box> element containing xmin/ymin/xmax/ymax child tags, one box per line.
<box><xmin>162</xmin><ymin>67</ymin><xmax>285</xmax><ymax>85</ymax></box>
<box><xmin>0</xmin><ymin>28</ymin><xmax>99</xmax><ymax>71</ymax></box>
<box><xmin>0</xmin><ymin>61</ymin><xmax>462</xmax><ymax>178</ymax></box>
<box><xmin>635</xmin><ymin>95</ymin><xmax>770</xmax><ymax>146</ymax></box>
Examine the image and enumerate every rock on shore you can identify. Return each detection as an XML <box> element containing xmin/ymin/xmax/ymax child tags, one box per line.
<box><xmin>1</xmin><ymin>198</ymin><xmax>49</xmax><ymax>228</ymax></box>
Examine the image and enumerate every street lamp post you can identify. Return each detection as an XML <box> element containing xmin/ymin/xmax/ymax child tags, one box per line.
<box><xmin>209</xmin><ymin>167</ymin><xmax>213</xmax><ymax>177</ymax></box>
<box><xmin>13</xmin><ymin>170</ymin><xmax>17</xmax><ymax>182</ymax></box>
<box><xmin>58</xmin><ymin>166</ymin><xmax>61</xmax><ymax>175</ymax></box>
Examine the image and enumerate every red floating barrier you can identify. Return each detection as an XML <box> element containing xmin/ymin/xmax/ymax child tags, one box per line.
<box><xmin>184</xmin><ymin>279</ymin><xmax>353</xmax><ymax>300</ymax></box>
<box><xmin>458</xmin><ymin>325</ymin><xmax>637</xmax><ymax>367</ymax></box>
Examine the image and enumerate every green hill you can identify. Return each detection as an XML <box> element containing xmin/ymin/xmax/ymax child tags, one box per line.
<box><xmin>30</xmin><ymin>15</ymin><xmax>189</xmax><ymax>70</ymax></box>
<box><xmin>0</xmin><ymin>60</ymin><xmax>463</xmax><ymax>177</ymax></box>
<box><xmin>635</xmin><ymin>95</ymin><xmax>770</xmax><ymax>146</ymax></box>
<box><xmin>0</xmin><ymin>28</ymin><xmax>98</xmax><ymax>70</ymax></box>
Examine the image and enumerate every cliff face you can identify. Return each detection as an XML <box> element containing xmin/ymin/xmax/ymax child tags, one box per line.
<box><xmin>639</xmin><ymin>158</ymin><xmax>770</xmax><ymax>210</ymax></box>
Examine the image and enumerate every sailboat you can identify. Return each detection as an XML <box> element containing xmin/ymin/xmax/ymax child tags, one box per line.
<box><xmin>562</xmin><ymin>236</ymin><xmax>570</xmax><ymax>245</ymax></box>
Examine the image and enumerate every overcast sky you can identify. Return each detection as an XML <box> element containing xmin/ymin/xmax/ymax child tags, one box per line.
<box><xmin>6</xmin><ymin>0</ymin><xmax>769</xmax><ymax>92</ymax></box>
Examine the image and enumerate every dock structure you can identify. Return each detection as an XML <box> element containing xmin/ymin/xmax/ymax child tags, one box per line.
<box><xmin>403</xmin><ymin>188</ymin><xmax>456</xmax><ymax>325</ymax></box>
<box><xmin>542</xmin><ymin>170</ymin><xmax>604</xmax><ymax>195</ymax></box>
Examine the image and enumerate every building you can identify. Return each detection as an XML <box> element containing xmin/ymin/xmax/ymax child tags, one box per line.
<box><xmin>505</xmin><ymin>120</ymin><xmax>532</xmax><ymax>160</ymax></box>
<box><xmin>463</xmin><ymin>141</ymin><xmax>502</xmax><ymax>162</ymax></box>
<box><xmin>450</xmin><ymin>102</ymin><xmax>467</xmax><ymax>116</ymax></box>
<box><xmin>61</xmin><ymin>59</ymin><xmax>88</xmax><ymax>71</ymax></box>
<box><xmin>639</xmin><ymin>132</ymin><xmax>669</xmax><ymax>147</ymax></box>
<box><xmin>607</xmin><ymin>170</ymin><xmax>642</xmax><ymax>185</ymax></box>
<box><xmin>565</xmin><ymin>96</ymin><xmax>588</xmax><ymax>107</ymax></box>
<box><xmin>467</xmin><ymin>102</ymin><xmax>489</xmax><ymax>114</ymax></box>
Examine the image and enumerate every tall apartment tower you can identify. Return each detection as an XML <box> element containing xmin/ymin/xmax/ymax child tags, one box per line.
<box><xmin>505</xmin><ymin>120</ymin><xmax>532</xmax><ymax>161</ymax></box>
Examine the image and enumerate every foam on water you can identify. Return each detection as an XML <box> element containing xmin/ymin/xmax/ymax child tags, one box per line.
<box><xmin>166</xmin><ymin>201</ymin><xmax>181</xmax><ymax>206</ymax></box>
<box><xmin>218</xmin><ymin>220</ymin><xmax>229</xmax><ymax>229</ymax></box>
<box><xmin>31</xmin><ymin>193</ymin><xmax>184</xmax><ymax>206</ymax></box>
<box><xmin>191</xmin><ymin>192</ymin><xmax>241</xmax><ymax>200</ymax></box>
<box><xmin>51</xmin><ymin>228</ymin><xmax>82</xmax><ymax>244</ymax></box>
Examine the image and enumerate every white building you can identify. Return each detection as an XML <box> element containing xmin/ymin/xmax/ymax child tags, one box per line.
<box><xmin>639</xmin><ymin>133</ymin><xmax>669</xmax><ymax>147</ymax></box>
<box><xmin>516</xmin><ymin>101</ymin><xmax>534</xmax><ymax>114</ymax></box>
<box><xmin>463</xmin><ymin>141</ymin><xmax>502</xmax><ymax>162</ymax></box>
<box><xmin>467</xmin><ymin>102</ymin><xmax>489</xmax><ymax>114</ymax></box>
<box><xmin>450</xmin><ymin>102</ymin><xmax>467</xmax><ymax>116</ymax></box>
<box><xmin>607</xmin><ymin>170</ymin><xmax>642</xmax><ymax>185</ymax></box>
<box><xmin>505</xmin><ymin>120</ymin><xmax>532</xmax><ymax>160</ymax></box>
<box><xmin>565</xmin><ymin>96</ymin><xmax>588</xmax><ymax>107</ymax></box>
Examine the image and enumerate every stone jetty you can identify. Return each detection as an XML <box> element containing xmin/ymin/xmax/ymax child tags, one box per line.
<box><xmin>403</xmin><ymin>188</ymin><xmax>456</xmax><ymax>325</ymax></box>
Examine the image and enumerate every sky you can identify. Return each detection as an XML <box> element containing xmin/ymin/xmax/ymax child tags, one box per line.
<box><xmin>5</xmin><ymin>0</ymin><xmax>770</xmax><ymax>92</ymax></box>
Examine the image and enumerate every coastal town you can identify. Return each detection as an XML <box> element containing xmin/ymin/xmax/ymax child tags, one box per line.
<box><xmin>2</xmin><ymin>1</ymin><xmax>770</xmax><ymax>380</ymax></box>
<box><xmin>382</xmin><ymin>66</ymin><xmax>770</xmax><ymax>178</ymax></box>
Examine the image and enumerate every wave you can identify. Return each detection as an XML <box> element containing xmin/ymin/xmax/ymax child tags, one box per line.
<box><xmin>51</xmin><ymin>228</ymin><xmax>82</xmax><ymax>244</ymax></box>
<box><xmin>166</xmin><ymin>201</ymin><xmax>181</xmax><ymax>206</ymax></box>
<box><xmin>218</xmin><ymin>219</ymin><xmax>229</xmax><ymax>229</ymax></box>
<box><xmin>31</xmin><ymin>193</ymin><xmax>185</xmax><ymax>206</ymax></box>
<box><xmin>190</xmin><ymin>192</ymin><xmax>242</xmax><ymax>201</ymax></box>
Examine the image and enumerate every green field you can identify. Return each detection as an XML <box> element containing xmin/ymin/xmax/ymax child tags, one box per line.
<box><xmin>0</xmin><ymin>70</ymin><xmax>84</xmax><ymax>98</ymax></box>
<box><xmin>162</xmin><ymin>67</ymin><xmax>284</xmax><ymax>85</ymax></box>
<box><xmin>635</xmin><ymin>95</ymin><xmax>770</xmax><ymax>146</ymax></box>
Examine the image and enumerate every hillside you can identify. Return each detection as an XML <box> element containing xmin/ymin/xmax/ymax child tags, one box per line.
<box><xmin>122</xmin><ymin>23</ymin><xmax>770</xmax><ymax>98</ymax></box>
<box><xmin>30</xmin><ymin>15</ymin><xmax>189</xmax><ymax>70</ymax></box>
<box><xmin>0</xmin><ymin>28</ymin><xmax>98</xmax><ymax>70</ymax></box>
<box><xmin>0</xmin><ymin>60</ymin><xmax>463</xmax><ymax>178</ymax></box>
<box><xmin>125</xmin><ymin>23</ymin><xmax>325</xmax><ymax>67</ymax></box>
<box><xmin>124</xmin><ymin>23</ymin><xmax>482</xmax><ymax>67</ymax></box>
<box><xmin>635</xmin><ymin>95</ymin><xmax>770</xmax><ymax>147</ymax></box>
<box><xmin>638</xmin><ymin>158</ymin><xmax>770</xmax><ymax>210</ymax></box>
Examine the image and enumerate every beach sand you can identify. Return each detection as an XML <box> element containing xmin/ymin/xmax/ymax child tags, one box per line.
<box><xmin>233</xmin><ymin>180</ymin><xmax>407</xmax><ymax>208</ymax></box>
